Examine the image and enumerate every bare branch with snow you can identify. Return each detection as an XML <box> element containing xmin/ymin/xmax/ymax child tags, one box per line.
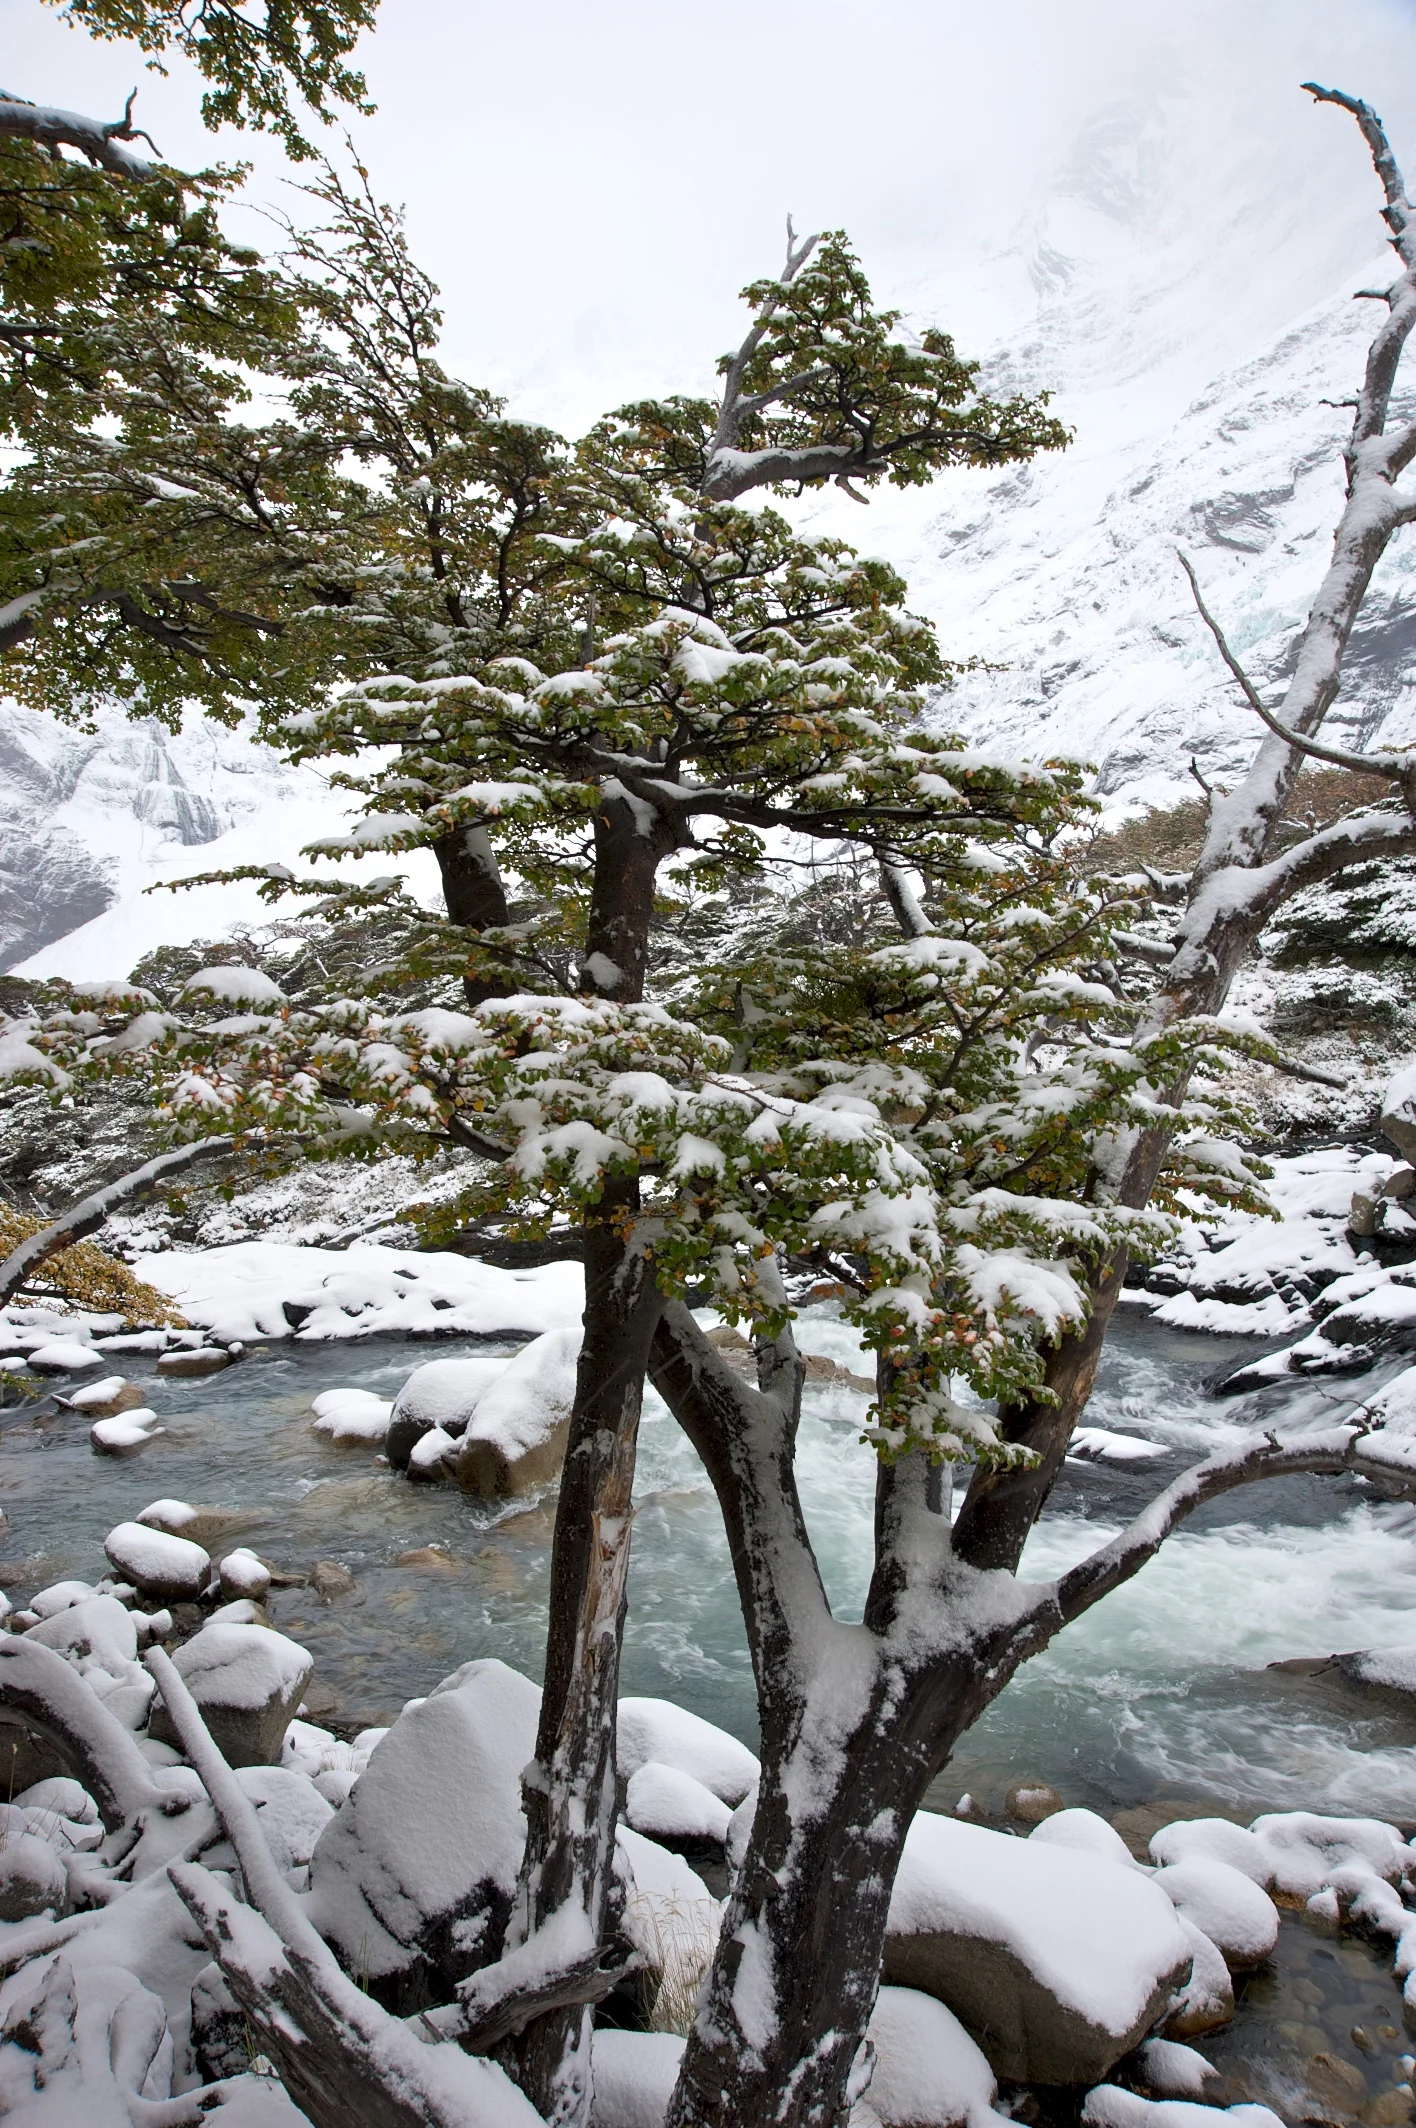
<box><xmin>1056</xmin><ymin>1425</ymin><xmax>1416</xmax><ymax>1624</ymax></box>
<box><xmin>1179</xmin><ymin>551</ymin><xmax>1416</xmax><ymax>793</ymax></box>
<box><xmin>0</xmin><ymin>1137</ymin><xmax>235</xmax><ymax>1308</ymax></box>
<box><xmin>0</xmin><ymin>89</ymin><xmax>159</xmax><ymax>177</ymax></box>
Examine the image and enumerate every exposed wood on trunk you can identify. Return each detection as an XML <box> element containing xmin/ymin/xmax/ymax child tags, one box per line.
<box><xmin>508</xmin><ymin>1179</ymin><xmax>661</xmax><ymax>2124</ymax></box>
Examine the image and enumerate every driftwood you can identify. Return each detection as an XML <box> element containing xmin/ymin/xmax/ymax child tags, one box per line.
<box><xmin>145</xmin><ymin>1646</ymin><xmax>544</xmax><ymax>2128</ymax></box>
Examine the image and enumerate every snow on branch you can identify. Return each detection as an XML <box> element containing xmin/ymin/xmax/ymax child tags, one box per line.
<box><xmin>0</xmin><ymin>1137</ymin><xmax>235</xmax><ymax>1308</ymax></box>
<box><xmin>1303</xmin><ymin>85</ymin><xmax>1416</xmax><ymax>273</ymax></box>
<box><xmin>1179</xmin><ymin>552</ymin><xmax>1416</xmax><ymax>796</ymax></box>
<box><xmin>1055</xmin><ymin>1424</ymin><xmax>1416</xmax><ymax>1625</ymax></box>
<box><xmin>1176</xmin><ymin>805</ymin><xmax>1416</xmax><ymax>968</ymax></box>
<box><xmin>0</xmin><ymin>89</ymin><xmax>159</xmax><ymax>177</ymax></box>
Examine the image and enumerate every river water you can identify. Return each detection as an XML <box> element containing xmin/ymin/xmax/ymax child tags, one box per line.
<box><xmin>2</xmin><ymin>1303</ymin><xmax>1415</xmax><ymax>1828</ymax></box>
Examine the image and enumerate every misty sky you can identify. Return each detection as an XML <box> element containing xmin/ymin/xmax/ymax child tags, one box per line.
<box><xmin>8</xmin><ymin>0</ymin><xmax>1416</xmax><ymax>437</ymax></box>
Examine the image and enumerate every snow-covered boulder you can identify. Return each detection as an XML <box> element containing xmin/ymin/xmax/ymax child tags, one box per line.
<box><xmin>883</xmin><ymin>1813</ymin><xmax>1193</xmax><ymax>2084</ymax></box>
<box><xmin>617</xmin><ymin>1697</ymin><xmax>759</xmax><ymax>1806</ymax></box>
<box><xmin>386</xmin><ymin>1354</ymin><xmax>511</xmax><ymax>1468</ymax></box>
<box><xmin>590</xmin><ymin>2029</ymin><xmax>686</xmax><ymax>2128</ymax></box>
<box><xmin>456</xmin><ymin>1328</ymin><xmax>582</xmax><ymax>1496</ymax></box>
<box><xmin>866</xmin><ymin>1985</ymin><xmax>1010</xmax><ymax>2127</ymax></box>
<box><xmin>1083</xmin><ymin>2089</ymin><xmax>1284</xmax><ymax>2128</ymax></box>
<box><xmin>311</xmin><ymin>1386</ymin><xmax>393</xmax><ymax>1443</ymax></box>
<box><xmin>1147</xmin><ymin>1819</ymin><xmax>1268</xmax><ymax>1883</ymax></box>
<box><xmin>23</xmin><ymin>1595</ymin><xmax>154</xmax><ymax>1733</ymax></box>
<box><xmin>1249</xmin><ymin>1810</ymin><xmax>1407</xmax><ymax>1899</ymax></box>
<box><xmin>216</xmin><ymin>1548</ymin><xmax>271</xmax><ymax>1602</ymax></box>
<box><xmin>625</xmin><ymin>1761</ymin><xmax>732</xmax><ymax>1855</ymax></box>
<box><xmin>27</xmin><ymin>1338</ymin><xmax>102</xmax><ymax>1373</ymax></box>
<box><xmin>26</xmin><ymin>1593</ymin><xmax>138</xmax><ymax>1670</ymax></box>
<box><xmin>64</xmin><ymin>1375</ymin><xmax>145</xmax><ymax>1416</ymax></box>
<box><xmin>306</xmin><ymin>1657</ymin><xmax>540</xmax><ymax>2002</ymax></box>
<box><xmin>91</xmin><ymin>1406</ymin><xmax>162</xmax><ymax>1455</ymax></box>
<box><xmin>1151</xmin><ymin>1858</ymin><xmax>1278</xmax><ymax>1970</ymax></box>
<box><xmin>28</xmin><ymin>1580</ymin><xmax>98</xmax><ymax>1621</ymax></box>
<box><xmin>408</xmin><ymin>1424</ymin><xmax>458</xmax><ymax>1480</ymax></box>
<box><xmin>0</xmin><ymin>1830</ymin><xmax>68</xmax><ymax>1920</ymax></box>
<box><xmin>147</xmin><ymin>1622</ymin><xmax>312</xmax><ymax>1768</ymax></box>
<box><xmin>135</xmin><ymin>1498</ymin><xmax>239</xmax><ymax>1547</ymax></box>
<box><xmin>1132</xmin><ymin>2039</ymin><xmax>1226</xmax><ymax>2102</ymax></box>
<box><xmin>103</xmin><ymin>1521</ymin><xmax>210</xmax><ymax>1601</ymax></box>
<box><xmin>1160</xmin><ymin>1916</ymin><xmax>1234</xmax><ymax>2040</ymax></box>
<box><xmin>1332</xmin><ymin>1643</ymin><xmax>1416</xmax><ymax>1711</ymax></box>
<box><xmin>1029</xmin><ymin>1809</ymin><xmax>1140</xmax><ymax>1870</ymax></box>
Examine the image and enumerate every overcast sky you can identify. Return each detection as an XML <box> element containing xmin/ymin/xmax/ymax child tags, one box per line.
<box><xmin>7</xmin><ymin>0</ymin><xmax>1416</xmax><ymax>432</ymax></box>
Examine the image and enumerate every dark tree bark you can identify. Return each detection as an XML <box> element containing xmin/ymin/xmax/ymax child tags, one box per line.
<box><xmin>433</xmin><ymin>824</ymin><xmax>514</xmax><ymax>1008</ymax></box>
<box><xmin>471</xmin><ymin>789</ymin><xmax>677</xmax><ymax>2124</ymax></box>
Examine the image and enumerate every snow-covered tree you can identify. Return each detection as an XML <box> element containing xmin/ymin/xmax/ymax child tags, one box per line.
<box><xmin>7</xmin><ymin>81</ymin><xmax>1416</xmax><ymax>2128</ymax></box>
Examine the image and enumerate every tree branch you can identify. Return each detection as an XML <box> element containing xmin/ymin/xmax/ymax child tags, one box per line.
<box><xmin>1303</xmin><ymin>85</ymin><xmax>1416</xmax><ymax>271</ymax></box>
<box><xmin>1180</xmin><ymin>550</ymin><xmax>1413</xmax><ymax>784</ymax></box>
<box><xmin>0</xmin><ymin>1137</ymin><xmax>235</xmax><ymax>1307</ymax></box>
<box><xmin>709</xmin><ymin>219</ymin><xmax>821</xmax><ymax>464</ymax></box>
<box><xmin>648</xmin><ymin>1299</ymin><xmax>829</xmax><ymax>1698</ymax></box>
<box><xmin>0</xmin><ymin>90</ymin><xmax>159</xmax><ymax>177</ymax></box>
<box><xmin>1056</xmin><ymin>1423</ymin><xmax>1416</xmax><ymax>1624</ymax></box>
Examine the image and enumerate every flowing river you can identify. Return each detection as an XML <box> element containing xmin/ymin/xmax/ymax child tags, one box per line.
<box><xmin>2</xmin><ymin>1301</ymin><xmax>1413</xmax><ymax>1828</ymax></box>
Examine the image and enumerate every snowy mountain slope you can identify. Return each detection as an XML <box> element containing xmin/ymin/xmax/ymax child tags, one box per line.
<box><xmin>799</xmin><ymin>96</ymin><xmax>1416</xmax><ymax>808</ymax></box>
<box><xmin>0</xmin><ymin>704</ymin><xmax>357</xmax><ymax>980</ymax></box>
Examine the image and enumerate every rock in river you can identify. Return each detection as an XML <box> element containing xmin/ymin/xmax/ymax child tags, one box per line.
<box><xmin>882</xmin><ymin>1812</ymin><xmax>1193</xmax><ymax>2084</ymax></box>
<box><xmin>104</xmin><ymin>1520</ymin><xmax>210</xmax><ymax>1601</ymax></box>
<box><xmin>148</xmin><ymin>1620</ymin><xmax>313</xmax><ymax>1767</ymax></box>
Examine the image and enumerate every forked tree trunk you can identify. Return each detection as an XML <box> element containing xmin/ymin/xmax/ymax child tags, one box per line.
<box><xmin>646</xmin><ymin>1321</ymin><xmax>1054</xmax><ymax>2128</ymax></box>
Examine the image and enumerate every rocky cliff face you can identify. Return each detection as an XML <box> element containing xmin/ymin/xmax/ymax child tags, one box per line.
<box><xmin>0</xmin><ymin>708</ymin><xmax>251</xmax><ymax>968</ymax></box>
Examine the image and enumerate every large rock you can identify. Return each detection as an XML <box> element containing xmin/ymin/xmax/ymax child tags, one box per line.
<box><xmin>1150</xmin><ymin>1857</ymin><xmax>1278</xmax><ymax>1969</ymax></box>
<box><xmin>386</xmin><ymin>1355</ymin><xmax>512</xmax><ymax>1469</ymax></box>
<box><xmin>104</xmin><ymin>1521</ymin><xmax>210</xmax><ymax>1601</ymax></box>
<box><xmin>866</xmin><ymin>1985</ymin><xmax>1006</xmax><ymax>2128</ymax></box>
<box><xmin>147</xmin><ymin>1621</ymin><xmax>313</xmax><ymax>1767</ymax></box>
<box><xmin>617</xmin><ymin>1697</ymin><xmax>759</xmax><ymax>1806</ymax></box>
<box><xmin>1333</xmin><ymin>1643</ymin><xmax>1416</xmax><ymax>1713</ymax></box>
<box><xmin>305</xmin><ymin>1657</ymin><xmax>540</xmax><ymax>2005</ymax></box>
<box><xmin>590</xmin><ymin>2030</ymin><xmax>686</xmax><ymax>2128</ymax></box>
<box><xmin>883</xmin><ymin>1813</ymin><xmax>1193</xmax><ymax>2084</ymax></box>
<box><xmin>455</xmin><ymin>1329</ymin><xmax>582</xmax><ymax>1496</ymax></box>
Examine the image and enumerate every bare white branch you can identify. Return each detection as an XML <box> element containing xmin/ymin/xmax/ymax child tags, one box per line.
<box><xmin>0</xmin><ymin>89</ymin><xmax>159</xmax><ymax>177</ymax></box>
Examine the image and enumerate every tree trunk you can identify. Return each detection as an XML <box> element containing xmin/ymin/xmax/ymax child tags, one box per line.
<box><xmin>505</xmin><ymin>792</ymin><xmax>671</xmax><ymax>2124</ymax></box>
<box><xmin>509</xmin><ymin>1179</ymin><xmax>661</xmax><ymax>2123</ymax></box>
<box><xmin>666</xmin><ymin>1455</ymin><xmax>1037</xmax><ymax>2128</ymax></box>
<box><xmin>433</xmin><ymin>824</ymin><xmax>513</xmax><ymax>1008</ymax></box>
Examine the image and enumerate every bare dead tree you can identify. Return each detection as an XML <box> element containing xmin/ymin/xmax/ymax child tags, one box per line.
<box><xmin>952</xmin><ymin>80</ymin><xmax>1416</xmax><ymax>1574</ymax></box>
